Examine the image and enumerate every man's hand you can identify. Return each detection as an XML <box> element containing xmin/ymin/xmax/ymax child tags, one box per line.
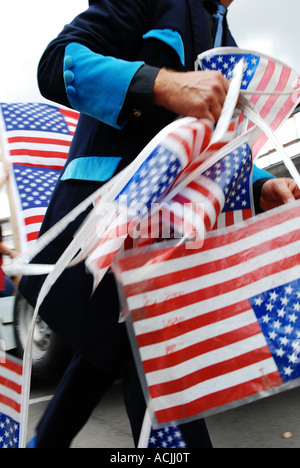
<box><xmin>260</xmin><ymin>178</ymin><xmax>300</xmax><ymax>212</ymax></box>
<box><xmin>153</xmin><ymin>69</ymin><xmax>229</xmax><ymax>125</ymax></box>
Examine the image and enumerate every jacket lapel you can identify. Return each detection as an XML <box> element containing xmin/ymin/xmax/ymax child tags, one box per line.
<box><xmin>185</xmin><ymin>0</ymin><xmax>213</xmax><ymax>60</ymax></box>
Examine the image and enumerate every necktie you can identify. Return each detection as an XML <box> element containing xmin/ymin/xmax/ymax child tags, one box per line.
<box><xmin>212</xmin><ymin>2</ymin><xmax>227</xmax><ymax>48</ymax></box>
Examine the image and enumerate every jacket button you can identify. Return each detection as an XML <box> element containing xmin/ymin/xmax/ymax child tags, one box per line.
<box><xmin>133</xmin><ymin>108</ymin><xmax>142</xmax><ymax>119</ymax></box>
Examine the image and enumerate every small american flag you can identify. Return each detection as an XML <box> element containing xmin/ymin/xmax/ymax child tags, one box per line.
<box><xmin>85</xmin><ymin>119</ymin><xmax>213</xmax><ymax>290</ymax></box>
<box><xmin>164</xmin><ymin>142</ymin><xmax>253</xmax><ymax>242</ymax></box>
<box><xmin>199</xmin><ymin>48</ymin><xmax>300</xmax><ymax>157</ymax></box>
<box><xmin>0</xmin><ymin>355</ymin><xmax>23</xmax><ymax>449</ymax></box>
<box><xmin>0</xmin><ymin>103</ymin><xmax>79</xmax><ymax>251</ymax></box>
<box><xmin>117</xmin><ymin>201</ymin><xmax>300</xmax><ymax>426</ymax></box>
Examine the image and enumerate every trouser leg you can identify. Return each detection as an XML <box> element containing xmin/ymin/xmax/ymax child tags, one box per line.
<box><xmin>35</xmin><ymin>352</ymin><xmax>116</xmax><ymax>448</ymax></box>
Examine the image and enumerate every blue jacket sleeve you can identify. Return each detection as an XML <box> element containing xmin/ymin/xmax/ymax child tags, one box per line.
<box><xmin>252</xmin><ymin>164</ymin><xmax>275</xmax><ymax>184</ymax></box>
<box><xmin>38</xmin><ymin>0</ymin><xmax>153</xmax><ymax>113</ymax></box>
<box><xmin>63</xmin><ymin>43</ymin><xmax>145</xmax><ymax>129</ymax></box>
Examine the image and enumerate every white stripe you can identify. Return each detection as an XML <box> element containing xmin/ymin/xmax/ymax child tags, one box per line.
<box><xmin>132</xmin><ymin>265</ymin><xmax>300</xmax><ymax>338</ymax></box>
<box><xmin>10</xmin><ymin>155</ymin><xmax>67</xmax><ymax>167</ymax></box>
<box><xmin>146</xmin><ymin>333</ymin><xmax>269</xmax><ymax>387</ymax></box>
<box><xmin>5</xmin><ymin>129</ymin><xmax>73</xmax><ymax>142</ymax></box>
<box><xmin>0</xmin><ymin>402</ymin><xmax>20</xmax><ymax>423</ymax></box>
<box><xmin>22</xmin><ymin>207</ymin><xmax>47</xmax><ymax>219</ymax></box>
<box><xmin>128</xmin><ymin>237</ymin><xmax>300</xmax><ymax>312</ymax></box>
<box><xmin>0</xmin><ymin>366</ymin><xmax>22</xmax><ymax>387</ymax></box>
<box><xmin>0</xmin><ymin>384</ymin><xmax>21</xmax><ymax>407</ymax></box>
<box><xmin>138</xmin><ymin>309</ymin><xmax>256</xmax><ymax>362</ymax></box>
<box><xmin>122</xmin><ymin>214</ymin><xmax>300</xmax><ymax>286</ymax></box>
<box><xmin>152</xmin><ymin>358</ymin><xmax>277</xmax><ymax>412</ymax></box>
<box><xmin>24</xmin><ymin>223</ymin><xmax>41</xmax><ymax>236</ymax></box>
<box><xmin>8</xmin><ymin>141</ymin><xmax>72</xmax><ymax>153</ymax></box>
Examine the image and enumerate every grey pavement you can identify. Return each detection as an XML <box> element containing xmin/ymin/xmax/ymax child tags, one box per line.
<box><xmin>27</xmin><ymin>381</ymin><xmax>300</xmax><ymax>448</ymax></box>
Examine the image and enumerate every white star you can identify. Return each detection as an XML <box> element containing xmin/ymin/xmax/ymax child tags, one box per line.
<box><xmin>283</xmin><ymin>366</ymin><xmax>293</xmax><ymax>377</ymax></box>
<box><xmin>255</xmin><ymin>297</ymin><xmax>263</xmax><ymax>307</ymax></box>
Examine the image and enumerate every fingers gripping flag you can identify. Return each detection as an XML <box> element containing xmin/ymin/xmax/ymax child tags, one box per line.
<box><xmin>198</xmin><ymin>48</ymin><xmax>300</xmax><ymax>157</ymax></box>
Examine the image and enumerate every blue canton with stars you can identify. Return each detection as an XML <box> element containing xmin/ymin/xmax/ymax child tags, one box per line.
<box><xmin>250</xmin><ymin>279</ymin><xmax>300</xmax><ymax>383</ymax></box>
<box><xmin>0</xmin><ymin>103</ymin><xmax>70</xmax><ymax>134</ymax></box>
<box><xmin>200</xmin><ymin>53</ymin><xmax>261</xmax><ymax>90</ymax></box>
<box><xmin>203</xmin><ymin>143</ymin><xmax>253</xmax><ymax>212</ymax></box>
<box><xmin>148</xmin><ymin>426</ymin><xmax>187</xmax><ymax>449</ymax></box>
<box><xmin>117</xmin><ymin>145</ymin><xmax>182</xmax><ymax>215</ymax></box>
<box><xmin>13</xmin><ymin>165</ymin><xmax>60</xmax><ymax>210</ymax></box>
<box><xmin>0</xmin><ymin>414</ymin><xmax>20</xmax><ymax>449</ymax></box>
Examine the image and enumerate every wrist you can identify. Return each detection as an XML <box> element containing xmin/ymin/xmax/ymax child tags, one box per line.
<box><xmin>152</xmin><ymin>68</ymin><xmax>179</xmax><ymax>108</ymax></box>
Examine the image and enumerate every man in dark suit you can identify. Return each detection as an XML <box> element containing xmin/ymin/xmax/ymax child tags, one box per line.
<box><xmin>24</xmin><ymin>0</ymin><xmax>300</xmax><ymax>447</ymax></box>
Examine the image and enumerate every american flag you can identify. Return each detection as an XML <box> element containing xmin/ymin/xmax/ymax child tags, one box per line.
<box><xmin>0</xmin><ymin>103</ymin><xmax>79</xmax><ymax>251</ymax></box>
<box><xmin>117</xmin><ymin>201</ymin><xmax>300</xmax><ymax>426</ymax></box>
<box><xmin>148</xmin><ymin>425</ymin><xmax>187</xmax><ymax>448</ymax></box>
<box><xmin>163</xmin><ymin>142</ymin><xmax>254</xmax><ymax>243</ymax></box>
<box><xmin>0</xmin><ymin>355</ymin><xmax>23</xmax><ymax>449</ymax></box>
<box><xmin>85</xmin><ymin>119</ymin><xmax>213</xmax><ymax>290</ymax></box>
<box><xmin>198</xmin><ymin>48</ymin><xmax>300</xmax><ymax>157</ymax></box>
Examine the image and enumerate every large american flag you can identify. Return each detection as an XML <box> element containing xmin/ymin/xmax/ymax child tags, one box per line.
<box><xmin>0</xmin><ymin>103</ymin><xmax>79</xmax><ymax>251</ymax></box>
<box><xmin>199</xmin><ymin>47</ymin><xmax>300</xmax><ymax>157</ymax></box>
<box><xmin>0</xmin><ymin>355</ymin><xmax>23</xmax><ymax>449</ymax></box>
<box><xmin>117</xmin><ymin>201</ymin><xmax>300</xmax><ymax>426</ymax></box>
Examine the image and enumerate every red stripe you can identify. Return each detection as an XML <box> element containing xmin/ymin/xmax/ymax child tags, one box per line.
<box><xmin>188</xmin><ymin>180</ymin><xmax>222</xmax><ymax>214</ymax></box>
<box><xmin>27</xmin><ymin>232</ymin><xmax>39</xmax><ymax>242</ymax></box>
<box><xmin>0</xmin><ymin>376</ymin><xmax>21</xmax><ymax>395</ymax></box>
<box><xmin>155</xmin><ymin>371</ymin><xmax>283</xmax><ymax>424</ymax></box>
<box><xmin>136</xmin><ymin>299</ymin><xmax>250</xmax><ymax>347</ymax></box>
<box><xmin>24</xmin><ymin>215</ymin><xmax>45</xmax><ymax>226</ymax></box>
<box><xmin>259</xmin><ymin>67</ymin><xmax>291</xmax><ymax>120</ymax></box>
<box><xmin>242</xmin><ymin>209</ymin><xmax>253</xmax><ymax>221</ymax></box>
<box><xmin>1</xmin><ymin>360</ymin><xmax>23</xmax><ymax>376</ymax></box>
<box><xmin>250</xmin><ymin>60</ymin><xmax>276</xmax><ymax>106</ymax></box>
<box><xmin>120</xmin><ymin>204</ymin><xmax>300</xmax><ymax>272</ymax></box>
<box><xmin>168</xmin><ymin>132</ymin><xmax>192</xmax><ymax>162</ymax></box>
<box><xmin>130</xmin><ymin>252</ymin><xmax>300</xmax><ymax>321</ymax></box>
<box><xmin>149</xmin><ymin>346</ymin><xmax>272</xmax><ymax>399</ymax></box>
<box><xmin>59</xmin><ymin>108</ymin><xmax>79</xmax><ymax>121</ymax></box>
<box><xmin>225</xmin><ymin>210</ymin><xmax>234</xmax><ymax>226</ymax></box>
<box><xmin>8</xmin><ymin>136</ymin><xmax>71</xmax><ymax>147</ymax></box>
<box><xmin>12</xmin><ymin>162</ymin><xmax>65</xmax><ymax>170</ymax></box>
<box><xmin>10</xmin><ymin>148</ymin><xmax>68</xmax><ymax>159</ymax></box>
<box><xmin>143</xmin><ymin>322</ymin><xmax>261</xmax><ymax>373</ymax></box>
<box><xmin>126</xmin><ymin>229</ymin><xmax>300</xmax><ymax>307</ymax></box>
<box><xmin>0</xmin><ymin>394</ymin><xmax>21</xmax><ymax>414</ymax></box>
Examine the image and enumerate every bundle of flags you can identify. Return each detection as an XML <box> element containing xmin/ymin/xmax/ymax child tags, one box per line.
<box><xmin>1</xmin><ymin>47</ymin><xmax>300</xmax><ymax>447</ymax></box>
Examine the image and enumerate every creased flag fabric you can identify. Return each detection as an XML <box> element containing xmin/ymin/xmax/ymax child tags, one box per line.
<box><xmin>85</xmin><ymin>118</ymin><xmax>213</xmax><ymax>290</ymax></box>
<box><xmin>0</xmin><ymin>355</ymin><xmax>23</xmax><ymax>449</ymax></box>
<box><xmin>117</xmin><ymin>201</ymin><xmax>300</xmax><ymax>426</ymax></box>
<box><xmin>0</xmin><ymin>103</ymin><xmax>79</xmax><ymax>251</ymax></box>
<box><xmin>198</xmin><ymin>48</ymin><xmax>300</xmax><ymax>157</ymax></box>
<box><xmin>164</xmin><ymin>142</ymin><xmax>254</xmax><ymax>241</ymax></box>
